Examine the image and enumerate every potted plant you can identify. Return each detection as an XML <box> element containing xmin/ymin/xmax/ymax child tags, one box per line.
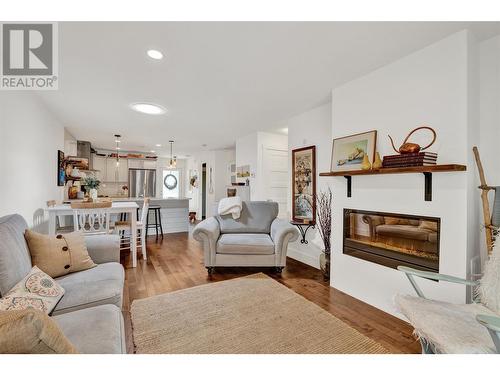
<box><xmin>82</xmin><ymin>175</ymin><xmax>101</xmax><ymax>201</ymax></box>
<box><xmin>316</xmin><ymin>188</ymin><xmax>332</xmax><ymax>281</ymax></box>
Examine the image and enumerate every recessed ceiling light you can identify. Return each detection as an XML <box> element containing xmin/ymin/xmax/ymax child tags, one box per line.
<box><xmin>130</xmin><ymin>102</ymin><xmax>166</xmax><ymax>115</ymax></box>
<box><xmin>147</xmin><ymin>49</ymin><xmax>163</xmax><ymax>60</ymax></box>
<box><xmin>155</xmin><ymin>144</ymin><xmax>162</xmax><ymax>147</ymax></box>
<box><xmin>150</xmin><ymin>150</ymin><xmax>156</xmax><ymax>153</ymax></box>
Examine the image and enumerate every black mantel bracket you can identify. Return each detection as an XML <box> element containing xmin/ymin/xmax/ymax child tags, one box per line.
<box><xmin>342</xmin><ymin>172</ymin><xmax>434</xmax><ymax>201</ymax></box>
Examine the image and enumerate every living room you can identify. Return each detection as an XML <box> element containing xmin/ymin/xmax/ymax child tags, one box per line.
<box><xmin>1</xmin><ymin>1</ymin><xmax>500</xmax><ymax>372</ymax></box>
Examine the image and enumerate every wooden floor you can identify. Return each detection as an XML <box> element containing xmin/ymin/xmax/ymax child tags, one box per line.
<box><xmin>121</xmin><ymin>231</ymin><xmax>421</xmax><ymax>354</ymax></box>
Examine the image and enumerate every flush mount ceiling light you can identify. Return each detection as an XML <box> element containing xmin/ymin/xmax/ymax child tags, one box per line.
<box><xmin>146</xmin><ymin>49</ymin><xmax>163</xmax><ymax>60</ymax></box>
<box><xmin>130</xmin><ymin>102</ymin><xmax>166</xmax><ymax>115</ymax></box>
<box><xmin>155</xmin><ymin>144</ymin><xmax>162</xmax><ymax>147</ymax></box>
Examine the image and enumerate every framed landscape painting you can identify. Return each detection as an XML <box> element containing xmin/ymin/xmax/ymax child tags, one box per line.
<box><xmin>292</xmin><ymin>145</ymin><xmax>316</xmax><ymax>224</ymax></box>
<box><xmin>330</xmin><ymin>130</ymin><xmax>377</xmax><ymax>171</ymax></box>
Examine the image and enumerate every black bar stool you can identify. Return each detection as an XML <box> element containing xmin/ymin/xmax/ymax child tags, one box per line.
<box><xmin>146</xmin><ymin>206</ymin><xmax>164</xmax><ymax>240</ymax></box>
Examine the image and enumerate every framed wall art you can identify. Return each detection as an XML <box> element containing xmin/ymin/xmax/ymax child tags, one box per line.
<box><xmin>330</xmin><ymin>130</ymin><xmax>377</xmax><ymax>171</ymax></box>
<box><xmin>292</xmin><ymin>145</ymin><xmax>316</xmax><ymax>224</ymax></box>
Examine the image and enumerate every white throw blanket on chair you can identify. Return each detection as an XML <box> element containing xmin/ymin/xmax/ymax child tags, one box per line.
<box><xmin>218</xmin><ymin>196</ymin><xmax>243</xmax><ymax>219</ymax></box>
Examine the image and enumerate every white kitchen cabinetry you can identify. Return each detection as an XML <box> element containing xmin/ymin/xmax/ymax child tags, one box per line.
<box><xmin>128</xmin><ymin>159</ymin><xmax>157</xmax><ymax>170</ymax></box>
<box><xmin>92</xmin><ymin>155</ymin><xmax>128</xmax><ymax>182</ymax></box>
<box><xmin>92</xmin><ymin>155</ymin><xmax>106</xmax><ymax>181</ymax></box>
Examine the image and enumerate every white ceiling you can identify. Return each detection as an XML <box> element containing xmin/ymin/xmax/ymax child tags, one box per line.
<box><xmin>39</xmin><ymin>22</ymin><xmax>500</xmax><ymax>157</ymax></box>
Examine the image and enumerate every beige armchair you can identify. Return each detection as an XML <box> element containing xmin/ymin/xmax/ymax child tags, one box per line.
<box><xmin>193</xmin><ymin>201</ymin><xmax>299</xmax><ymax>274</ymax></box>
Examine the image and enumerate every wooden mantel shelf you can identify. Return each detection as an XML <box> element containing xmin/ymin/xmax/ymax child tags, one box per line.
<box><xmin>319</xmin><ymin>164</ymin><xmax>466</xmax><ymax>201</ymax></box>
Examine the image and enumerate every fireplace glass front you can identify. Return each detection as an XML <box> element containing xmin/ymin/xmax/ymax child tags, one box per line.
<box><xmin>343</xmin><ymin>209</ymin><xmax>440</xmax><ymax>272</ymax></box>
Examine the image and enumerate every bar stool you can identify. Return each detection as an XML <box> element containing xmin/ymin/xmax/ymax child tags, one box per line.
<box><xmin>146</xmin><ymin>206</ymin><xmax>164</xmax><ymax>240</ymax></box>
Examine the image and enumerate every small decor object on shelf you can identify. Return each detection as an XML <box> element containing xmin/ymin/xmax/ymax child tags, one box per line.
<box><xmin>388</xmin><ymin>125</ymin><xmax>436</xmax><ymax>154</ymax></box>
<box><xmin>317</xmin><ymin>188</ymin><xmax>333</xmax><ymax>281</ymax></box>
<box><xmin>292</xmin><ymin>145</ymin><xmax>316</xmax><ymax>224</ymax></box>
<box><xmin>361</xmin><ymin>154</ymin><xmax>371</xmax><ymax>170</ymax></box>
<box><xmin>82</xmin><ymin>175</ymin><xmax>101</xmax><ymax>202</ymax></box>
<box><xmin>382</xmin><ymin>151</ymin><xmax>438</xmax><ymax>168</ymax></box>
<box><xmin>372</xmin><ymin>152</ymin><xmax>383</xmax><ymax>170</ymax></box>
<box><xmin>330</xmin><ymin>130</ymin><xmax>377</xmax><ymax>172</ymax></box>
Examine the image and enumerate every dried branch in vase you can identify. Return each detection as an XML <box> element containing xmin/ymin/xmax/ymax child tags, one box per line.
<box><xmin>316</xmin><ymin>187</ymin><xmax>332</xmax><ymax>254</ymax></box>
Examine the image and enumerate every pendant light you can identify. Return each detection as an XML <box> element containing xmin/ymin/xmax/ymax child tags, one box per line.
<box><xmin>114</xmin><ymin>135</ymin><xmax>121</xmax><ymax>168</ymax></box>
<box><xmin>168</xmin><ymin>140</ymin><xmax>177</xmax><ymax>169</ymax></box>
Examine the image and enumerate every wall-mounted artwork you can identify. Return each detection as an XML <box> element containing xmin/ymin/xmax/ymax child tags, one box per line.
<box><xmin>188</xmin><ymin>169</ymin><xmax>198</xmax><ymax>191</ymax></box>
<box><xmin>330</xmin><ymin>130</ymin><xmax>377</xmax><ymax>171</ymax></box>
<box><xmin>236</xmin><ymin>165</ymin><xmax>250</xmax><ymax>178</ymax></box>
<box><xmin>292</xmin><ymin>145</ymin><xmax>316</xmax><ymax>224</ymax></box>
<box><xmin>57</xmin><ymin>150</ymin><xmax>65</xmax><ymax>186</ymax></box>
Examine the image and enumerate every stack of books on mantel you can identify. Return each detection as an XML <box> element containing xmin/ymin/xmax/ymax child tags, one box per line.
<box><xmin>382</xmin><ymin>152</ymin><xmax>438</xmax><ymax>168</ymax></box>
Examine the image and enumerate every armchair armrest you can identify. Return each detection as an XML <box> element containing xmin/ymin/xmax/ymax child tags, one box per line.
<box><xmin>271</xmin><ymin>219</ymin><xmax>299</xmax><ymax>266</ymax></box>
<box><xmin>85</xmin><ymin>234</ymin><xmax>120</xmax><ymax>264</ymax></box>
<box><xmin>476</xmin><ymin>315</ymin><xmax>500</xmax><ymax>353</ymax></box>
<box><xmin>362</xmin><ymin>215</ymin><xmax>384</xmax><ymax>237</ymax></box>
<box><xmin>192</xmin><ymin>217</ymin><xmax>220</xmax><ymax>266</ymax></box>
<box><xmin>397</xmin><ymin>266</ymin><xmax>479</xmax><ymax>299</ymax></box>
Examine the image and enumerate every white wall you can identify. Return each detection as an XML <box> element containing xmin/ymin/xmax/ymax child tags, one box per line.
<box><xmin>286</xmin><ymin>102</ymin><xmax>332</xmax><ymax>268</ymax></box>
<box><xmin>214</xmin><ymin>149</ymin><xmax>236</xmax><ymax>202</ymax></box>
<box><xmin>329</xmin><ymin>31</ymin><xmax>479</xmax><ymax>317</ymax></box>
<box><xmin>0</xmin><ymin>92</ymin><xmax>65</xmax><ymax>232</ymax></box>
<box><xmin>479</xmin><ymin>35</ymin><xmax>500</xmax><ymax>266</ymax></box>
<box><xmin>235</xmin><ymin>133</ymin><xmax>259</xmax><ymax>200</ymax></box>
<box><xmin>188</xmin><ymin>148</ymin><xmax>235</xmax><ymax>218</ymax></box>
<box><xmin>235</xmin><ymin>131</ymin><xmax>288</xmax><ymax>201</ymax></box>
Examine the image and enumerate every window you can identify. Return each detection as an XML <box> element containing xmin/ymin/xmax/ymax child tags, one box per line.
<box><xmin>162</xmin><ymin>169</ymin><xmax>180</xmax><ymax>198</ymax></box>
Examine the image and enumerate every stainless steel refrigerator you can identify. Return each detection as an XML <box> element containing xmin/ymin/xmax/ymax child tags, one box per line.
<box><xmin>128</xmin><ymin>169</ymin><xmax>156</xmax><ymax>198</ymax></box>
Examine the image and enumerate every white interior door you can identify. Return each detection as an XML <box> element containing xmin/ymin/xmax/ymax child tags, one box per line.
<box><xmin>262</xmin><ymin>147</ymin><xmax>288</xmax><ymax>219</ymax></box>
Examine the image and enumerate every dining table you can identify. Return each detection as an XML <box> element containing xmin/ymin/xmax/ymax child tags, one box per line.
<box><xmin>46</xmin><ymin>201</ymin><xmax>140</xmax><ymax>267</ymax></box>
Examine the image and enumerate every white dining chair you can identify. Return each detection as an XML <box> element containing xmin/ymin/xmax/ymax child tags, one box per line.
<box><xmin>114</xmin><ymin>198</ymin><xmax>149</xmax><ymax>261</ymax></box>
<box><xmin>71</xmin><ymin>201</ymin><xmax>112</xmax><ymax>236</ymax></box>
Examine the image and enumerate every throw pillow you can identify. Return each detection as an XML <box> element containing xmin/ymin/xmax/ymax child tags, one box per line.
<box><xmin>25</xmin><ymin>230</ymin><xmax>96</xmax><ymax>278</ymax></box>
<box><xmin>0</xmin><ymin>266</ymin><xmax>64</xmax><ymax>314</ymax></box>
<box><xmin>0</xmin><ymin>309</ymin><xmax>78</xmax><ymax>353</ymax></box>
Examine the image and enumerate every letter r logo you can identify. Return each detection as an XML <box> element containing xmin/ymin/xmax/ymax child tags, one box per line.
<box><xmin>2</xmin><ymin>24</ymin><xmax>53</xmax><ymax>75</ymax></box>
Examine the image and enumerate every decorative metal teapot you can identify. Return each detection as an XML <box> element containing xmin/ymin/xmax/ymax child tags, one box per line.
<box><xmin>388</xmin><ymin>126</ymin><xmax>437</xmax><ymax>154</ymax></box>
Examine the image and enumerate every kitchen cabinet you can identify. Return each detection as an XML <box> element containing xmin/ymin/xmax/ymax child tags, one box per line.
<box><xmin>128</xmin><ymin>159</ymin><xmax>157</xmax><ymax>170</ymax></box>
<box><xmin>92</xmin><ymin>155</ymin><xmax>106</xmax><ymax>181</ymax></box>
<box><xmin>92</xmin><ymin>155</ymin><xmax>128</xmax><ymax>182</ymax></box>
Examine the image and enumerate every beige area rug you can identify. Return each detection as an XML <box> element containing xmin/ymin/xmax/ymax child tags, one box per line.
<box><xmin>130</xmin><ymin>273</ymin><xmax>389</xmax><ymax>354</ymax></box>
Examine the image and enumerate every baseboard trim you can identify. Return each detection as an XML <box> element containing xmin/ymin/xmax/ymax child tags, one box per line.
<box><xmin>287</xmin><ymin>248</ymin><xmax>320</xmax><ymax>269</ymax></box>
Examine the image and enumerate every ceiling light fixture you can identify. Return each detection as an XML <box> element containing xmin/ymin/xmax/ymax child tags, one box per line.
<box><xmin>168</xmin><ymin>140</ymin><xmax>177</xmax><ymax>169</ymax></box>
<box><xmin>130</xmin><ymin>102</ymin><xmax>166</xmax><ymax>115</ymax></box>
<box><xmin>147</xmin><ymin>49</ymin><xmax>163</xmax><ymax>60</ymax></box>
<box><xmin>155</xmin><ymin>144</ymin><xmax>162</xmax><ymax>147</ymax></box>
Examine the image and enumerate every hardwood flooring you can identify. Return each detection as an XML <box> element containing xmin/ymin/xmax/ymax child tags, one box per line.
<box><xmin>121</xmin><ymin>231</ymin><xmax>421</xmax><ymax>354</ymax></box>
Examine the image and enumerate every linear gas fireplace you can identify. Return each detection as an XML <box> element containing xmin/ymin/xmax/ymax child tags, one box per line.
<box><xmin>343</xmin><ymin>209</ymin><xmax>440</xmax><ymax>272</ymax></box>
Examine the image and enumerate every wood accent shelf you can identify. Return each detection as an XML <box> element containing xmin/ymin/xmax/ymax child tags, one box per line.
<box><xmin>319</xmin><ymin>164</ymin><xmax>466</xmax><ymax>201</ymax></box>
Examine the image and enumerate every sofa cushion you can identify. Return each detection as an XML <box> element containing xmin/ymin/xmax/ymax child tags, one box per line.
<box><xmin>52</xmin><ymin>262</ymin><xmax>124</xmax><ymax>315</ymax></box>
<box><xmin>52</xmin><ymin>304</ymin><xmax>125</xmax><ymax>354</ymax></box>
<box><xmin>376</xmin><ymin>224</ymin><xmax>432</xmax><ymax>241</ymax></box>
<box><xmin>0</xmin><ymin>266</ymin><xmax>65</xmax><ymax>314</ymax></box>
<box><xmin>0</xmin><ymin>215</ymin><xmax>32</xmax><ymax>297</ymax></box>
<box><xmin>216</xmin><ymin>201</ymin><xmax>278</xmax><ymax>234</ymax></box>
<box><xmin>25</xmin><ymin>230</ymin><xmax>96</xmax><ymax>278</ymax></box>
<box><xmin>217</xmin><ymin>233</ymin><xmax>275</xmax><ymax>255</ymax></box>
<box><xmin>0</xmin><ymin>309</ymin><xmax>78</xmax><ymax>354</ymax></box>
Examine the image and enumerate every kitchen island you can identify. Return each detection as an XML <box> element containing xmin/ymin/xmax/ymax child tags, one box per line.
<box><xmin>62</xmin><ymin>197</ymin><xmax>190</xmax><ymax>234</ymax></box>
<box><xmin>114</xmin><ymin>197</ymin><xmax>190</xmax><ymax>234</ymax></box>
